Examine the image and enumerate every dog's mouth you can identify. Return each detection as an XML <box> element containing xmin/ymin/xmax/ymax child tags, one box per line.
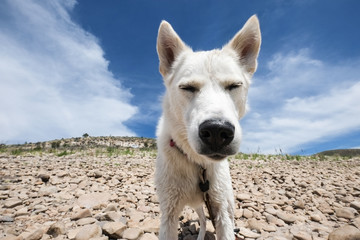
<box><xmin>206</xmin><ymin>153</ymin><xmax>228</xmax><ymax>161</ymax></box>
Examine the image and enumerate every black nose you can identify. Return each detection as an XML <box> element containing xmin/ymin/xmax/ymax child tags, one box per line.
<box><xmin>199</xmin><ymin>119</ymin><xmax>235</xmax><ymax>151</ymax></box>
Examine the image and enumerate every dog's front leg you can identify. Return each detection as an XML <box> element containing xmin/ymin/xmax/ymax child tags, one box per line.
<box><xmin>158</xmin><ymin>200</ymin><xmax>184</xmax><ymax>240</ymax></box>
<box><xmin>213</xmin><ymin>199</ymin><xmax>235</xmax><ymax>240</ymax></box>
<box><xmin>195</xmin><ymin>206</ymin><xmax>206</xmax><ymax>240</ymax></box>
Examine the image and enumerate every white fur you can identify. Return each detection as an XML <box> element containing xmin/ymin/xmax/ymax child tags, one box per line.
<box><xmin>155</xmin><ymin>15</ymin><xmax>261</xmax><ymax>240</ymax></box>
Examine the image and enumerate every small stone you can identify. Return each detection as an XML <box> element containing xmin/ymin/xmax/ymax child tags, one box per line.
<box><xmin>350</xmin><ymin>201</ymin><xmax>360</xmax><ymax>211</ymax></box>
<box><xmin>104</xmin><ymin>203</ymin><xmax>117</xmax><ymax>212</ymax></box>
<box><xmin>236</xmin><ymin>193</ymin><xmax>251</xmax><ymax>201</ymax></box>
<box><xmin>246</xmin><ymin>218</ymin><xmax>263</xmax><ymax>232</ymax></box>
<box><xmin>76</xmin><ymin>217</ymin><xmax>96</xmax><ymax>226</ymax></box>
<box><xmin>243</xmin><ymin>209</ymin><xmax>253</xmax><ymax>219</ymax></box>
<box><xmin>294</xmin><ymin>200</ymin><xmax>305</xmax><ymax>209</ymax></box>
<box><xmin>265</xmin><ymin>206</ymin><xmax>278</xmax><ymax>215</ymax></box>
<box><xmin>4</xmin><ymin>199</ymin><xmax>22</xmax><ymax>208</ymax></box>
<box><xmin>139</xmin><ymin>233</ymin><xmax>158</xmax><ymax>240</ymax></box>
<box><xmin>335</xmin><ymin>207</ymin><xmax>356</xmax><ymax>219</ymax></box>
<box><xmin>122</xmin><ymin>227</ymin><xmax>144</xmax><ymax>240</ymax></box>
<box><xmin>47</xmin><ymin>221</ymin><xmax>66</xmax><ymax>238</ymax></box>
<box><xmin>38</xmin><ymin>173</ymin><xmax>50</xmax><ymax>183</ymax></box>
<box><xmin>102</xmin><ymin>222</ymin><xmax>126</xmax><ymax>239</ymax></box>
<box><xmin>104</xmin><ymin>211</ymin><xmax>125</xmax><ymax>222</ymax></box>
<box><xmin>71</xmin><ymin>209</ymin><xmax>92</xmax><ymax>220</ymax></box>
<box><xmin>93</xmin><ymin>170</ymin><xmax>103</xmax><ymax>178</ymax></box>
<box><xmin>15</xmin><ymin>207</ymin><xmax>28</xmax><ymax>217</ymax></box>
<box><xmin>293</xmin><ymin>231</ymin><xmax>312</xmax><ymax>240</ymax></box>
<box><xmin>38</xmin><ymin>186</ymin><xmax>58</xmax><ymax>196</ymax></box>
<box><xmin>239</xmin><ymin>227</ymin><xmax>261</xmax><ymax>238</ymax></box>
<box><xmin>310</xmin><ymin>213</ymin><xmax>322</xmax><ymax>222</ymax></box>
<box><xmin>276</xmin><ymin>211</ymin><xmax>296</xmax><ymax>224</ymax></box>
<box><xmin>21</xmin><ymin>229</ymin><xmax>44</xmax><ymax>240</ymax></box>
<box><xmin>77</xmin><ymin>193</ymin><xmax>111</xmax><ymax>209</ymax></box>
<box><xmin>328</xmin><ymin>225</ymin><xmax>360</xmax><ymax>240</ymax></box>
<box><xmin>140</xmin><ymin>217</ymin><xmax>160</xmax><ymax>233</ymax></box>
<box><xmin>74</xmin><ymin>224</ymin><xmax>102</xmax><ymax>240</ymax></box>
<box><xmin>0</xmin><ymin>215</ymin><xmax>15</xmax><ymax>222</ymax></box>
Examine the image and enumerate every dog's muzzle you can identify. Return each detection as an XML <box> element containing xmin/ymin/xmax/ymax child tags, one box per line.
<box><xmin>198</xmin><ymin>119</ymin><xmax>236</xmax><ymax>160</ymax></box>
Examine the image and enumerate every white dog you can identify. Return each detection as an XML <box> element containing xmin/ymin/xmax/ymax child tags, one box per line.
<box><xmin>155</xmin><ymin>15</ymin><xmax>261</xmax><ymax>240</ymax></box>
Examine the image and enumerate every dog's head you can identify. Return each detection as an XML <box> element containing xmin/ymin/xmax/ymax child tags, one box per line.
<box><xmin>157</xmin><ymin>16</ymin><xmax>261</xmax><ymax>161</ymax></box>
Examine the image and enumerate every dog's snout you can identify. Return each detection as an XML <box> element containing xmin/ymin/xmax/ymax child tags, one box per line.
<box><xmin>199</xmin><ymin>120</ymin><xmax>235</xmax><ymax>151</ymax></box>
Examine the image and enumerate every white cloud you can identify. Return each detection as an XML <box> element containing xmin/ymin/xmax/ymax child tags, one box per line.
<box><xmin>241</xmin><ymin>49</ymin><xmax>360</xmax><ymax>154</ymax></box>
<box><xmin>0</xmin><ymin>0</ymin><xmax>137</xmax><ymax>143</ymax></box>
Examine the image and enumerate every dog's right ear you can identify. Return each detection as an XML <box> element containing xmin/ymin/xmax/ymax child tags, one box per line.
<box><xmin>157</xmin><ymin>21</ymin><xmax>188</xmax><ymax>77</ymax></box>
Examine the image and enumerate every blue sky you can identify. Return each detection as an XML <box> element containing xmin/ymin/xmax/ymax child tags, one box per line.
<box><xmin>1</xmin><ymin>0</ymin><xmax>359</xmax><ymax>154</ymax></box>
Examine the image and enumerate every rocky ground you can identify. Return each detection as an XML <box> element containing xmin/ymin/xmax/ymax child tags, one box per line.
<box><xmin>1</xmin><ymin>141</ymin><xmax>360</xmax><ymax>240</ymax></box>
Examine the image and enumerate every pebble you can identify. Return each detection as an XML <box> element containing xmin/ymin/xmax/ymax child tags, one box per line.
<box><xmin>276</xmin><ymin>211</ymin><xmax>297</xmax><ymax>224</ymax></box>
<box><xmin>122</xmin><ymin>227</ymin><xmax>144</xmax><ymax>240</ymax></box>
<box><xmin>335</xmin><ymin>207</ymin><xmax>356</xmax><ymax>219</ymax></box>
<box><xmin>328</xmin><ymin>225</ymin><xmax>360</xmax><ymax>240</ymax></box>
<box><xmin>102</xmin><ymin>222</ymin><xmax>126</xmax><ymax>239</ymax></box>
<box><xmin>47</xmin><ymin>221</ymin><xmax>66</xmax><ymax>238</ymax></box>
<box><xmin>74</xmin><ymin>224</ymin><xmax>102</xmax><ymax>240</ymax></box>
<box><xmin>71</xmin><ymin>209</ymin><xmax>92</xmax><ymax>220</ymax></box>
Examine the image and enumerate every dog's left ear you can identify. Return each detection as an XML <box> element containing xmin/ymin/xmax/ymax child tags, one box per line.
<box><xmin>157</xmin><ymin>21</ymin><xmax>189</xmax><ymax>77</ymax></box>
<box><xmin>224</xmin><ymin>15</ymin><xmax>261</xmax><ymax>74</ymax></box>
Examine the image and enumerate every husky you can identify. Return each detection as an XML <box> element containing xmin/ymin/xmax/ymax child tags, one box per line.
<box><xmin>155</xmin><ymin>15</ymin><xmax>261</xmax><ymax>240</ymax></box>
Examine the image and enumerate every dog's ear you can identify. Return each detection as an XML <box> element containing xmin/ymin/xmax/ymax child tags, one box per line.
<box><xmin>225</xmin><ymin>15</ymin><xmax>261</xmax><ymax>74</ymax></box>
<box><xmin>157</xmin><ymin>21</ymin><xmax>188</xmax><ymax>76</ymax></box>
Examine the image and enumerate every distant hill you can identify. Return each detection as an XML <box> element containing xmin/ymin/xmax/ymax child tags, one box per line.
<box><xmin>1</xmin><ymin>136</ymin><xmax>156</xmax><ymax>151</ymax></box>
<box><xmin>317</xmin><ymin>148</ymin><xmax>360</xmax><ymax>157</ymax></box>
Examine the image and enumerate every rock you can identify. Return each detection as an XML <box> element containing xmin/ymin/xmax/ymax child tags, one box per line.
<box><xmin>353</xmin><ymin>216</ymin><xmax>360</xmax><ymax>229</ymax></box>
<box><xmin>276</xmin><ymin>211</ymin><xmax>296</xmax><ymax>224</ymax></box>
<box><xmin>104</xmin><ymin>203</ymin><xmax>117</xmax><ymax>212</ymax></box>
<box><xmin>38</xmin><ymin>186</ymin><xmax>58</xmax><ymax>196</ymax></box>
<box><xmin>350</xmin><ymin>201</ymin><xmax>360</xmax><ymax>211</ymax></box>
<box><xmin>93</xmin><ymin>170</ymin><xmax>103</xmax><ymax>178</ymax></box>
<box><xmin>122</xmin><ymin>227</ymin><xmax>144</xmax><ymax>240</ymax></box>
<box><xmin>15</xmin><ymin>207</ymin><xmax>28</xmax><ymax>217</ymax></box>
<box><xmin>246</xmin><ymin>218</ymin><xmax>263</xmax><ymax>232</ymax></box>
<box><xmin>0</xmin><ymin>235</ymin><xmax>23</xmax><ymax>240</ymax></box>
<box><xmin>265</xmin><ymin>206</ymin><xmax>278</xmax><ymax>215</ymax></box>
<box><xmin>76</xmin><ymin>217</ymin><xmax>97</xmax><ymax>226</ymax></box>
<box><xmin>74</xmin><ymin>224</ymin><xmax>102</xmax><ymax>240</ymax></box>
<box><xmin>21</xmin><ymin>229</ymin><xmax>44</xmax><ymax>240</ymax></box>
<box><xmin>71</xmin><ymin>209</ymin><xmax>92</xmax><ymax>220</ymax></box>
<box><xmin>313</xmin><ymin>188</ymin><xmax>326</xmax><ymax>196</ymax></box>
<box><xmin>140</xmin><ymin>233</ymin><xmax>158</xmax><ymax>240</ymax></box>
<box><xmin>128</xmin><ymin>209</ymin><xmax>145</xmax><ymax>223</ymax></box>
<box><xmin>294</xmin><ymin>200</ymin><xmax>305</xmax><ymax>209</ymax></box>
<box><xmin>4</xmin><ymin>198</ymin><xmax>22</xmax><ymax>208</ymax></box>
<box><xmin>239</xmin><ymin>227</ymin><xmax>261</xmax><ymax>238</ymax></box>
<box><xmin>47</xmin><ymin>221</ymin><xmax>66</xmax><ymax>238</ymax></box>
<box><xmin>310</xmin><ymin>213</ymin><xmax>322</xmax><ymax>222</ymax></box>
<box><xmin>335</xmin><ymin>207</ymin><xmax>356</xmax><ymax>219</ymax></box>
<box><xmin>236</xmin><ymin>193</ymin><xmax>251</xmax><ymax>201</ymax></box>
<box><xmin>38</xmin><ymin>173</ymin><xmax>50</xmax><ymax>183</ymax></box>
<box><xmin>102</xmin><ymin>222</ymin><xmax>126</xmax><ymax>239</ymax></box>
<box><xmin>328</xmin><ymin>225</ymin><xmax>360</xmax><ymax>240</ymax></box>
<box><xmin>243</xmin><ymin>209</ymin><xmax>253</xmax><ymax>219</ymax></box>
<box><xmin>0</xmin><ymin>215</ymin><xmax>15</xmax><ymax>222</ymax></box>
<box><xmin>103</xmin><ymin>211</ymin><xmax>125</xmax><ymax>223</ymax></box>
<box><xmin>293</xmin><ymin>231</ymin><xmax>312</xmax><ymax>240</ymax></box>
<box><xmin>140</xmin><ymin>218</ymin><xmax>160</xmax><ymax>233</ymax></box>
<box><xmin>77</xmin><ymin>193</ymin><xmax>111</xmax><ymax>209</ymax></box>
<box><xmin>234</xmin><ymin>208</ymin><xmax>243</xmax><ymax>218</ymax></box>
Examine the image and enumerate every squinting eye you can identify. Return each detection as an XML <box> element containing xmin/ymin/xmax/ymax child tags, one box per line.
<box><xmin>226</xmin><ymin>82</ymin><xmax>242</xmax><ymax>91</ymax></box>
<box><xmin>179</xmin><ymin>85</ymin><xmax>198</xmax><ymax>93</ymax></box>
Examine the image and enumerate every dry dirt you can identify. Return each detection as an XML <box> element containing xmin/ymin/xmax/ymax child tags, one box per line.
<box><xmin>1</xmin><ymin>141</ymin><xmax>360</xmax><ymax>240</ymax></box>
